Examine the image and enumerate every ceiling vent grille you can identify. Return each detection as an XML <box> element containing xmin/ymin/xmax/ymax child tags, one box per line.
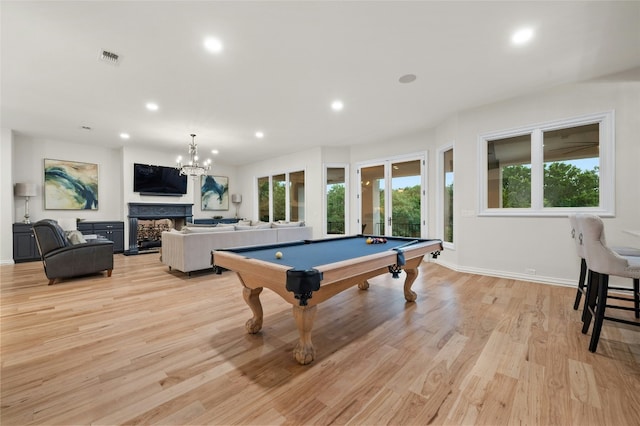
<box><xmin>99</xmin><ymin>49</ymin><xmax>120</xmax><ymax>65</ymax></box>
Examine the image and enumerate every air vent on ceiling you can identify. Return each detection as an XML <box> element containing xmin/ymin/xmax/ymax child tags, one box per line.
<box><xmin>99</xmin><ymin>49</ymin><xmax>121</xmax><ymax>65</ymax></box>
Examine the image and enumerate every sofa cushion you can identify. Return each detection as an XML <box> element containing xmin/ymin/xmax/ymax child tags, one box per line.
<box><xmin>182</xmin><ymin>226</ymin><xmax>228</xmax><ymax>233</ymax></box>
<box><xmin>271</xmin><ymin>221</ymin><xmax>304</xmax><ymax>228</ymax></box>
<box><xmin>216</xmin><ymin>223</ymin><xmax>236</xmax><ymax>228</ymax></box>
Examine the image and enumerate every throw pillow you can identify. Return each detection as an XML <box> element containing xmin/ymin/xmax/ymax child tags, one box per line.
<box><xmin>66</xmin><ymin>230</ymin><xmax>87</xmax><ymax>245</ymax></box>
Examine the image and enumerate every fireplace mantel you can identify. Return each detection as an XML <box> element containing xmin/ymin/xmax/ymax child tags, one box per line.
<box><xmin>126</xmin><ymin>203</ymin><xmax>193</xmax><ymax>255</ymax></box>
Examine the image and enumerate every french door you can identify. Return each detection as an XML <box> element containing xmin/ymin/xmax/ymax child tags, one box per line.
<box><xmin>358</xmin><ymin>156</ymin><xmax>424</xmax><ymax>238</ymax></box>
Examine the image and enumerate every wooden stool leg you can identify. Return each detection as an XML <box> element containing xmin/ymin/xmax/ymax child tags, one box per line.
<box><xmin>634</xmin><ymin>278</ymin><xmax>639</xmax><ymax>319</ymax></box>
<box><xmin>589</xmin><ymin>274</ymin><xmax>609</xmax><ymax>353</ymax></box>
<box><xmin>582</xmin><ymin>270</ymin><xmax>598</xmax><ymax>332</ymax></box>
<box><xmin>573</xmin><ymin>258</ymin><xmax>587</xmax><ymax>310</ymax></box>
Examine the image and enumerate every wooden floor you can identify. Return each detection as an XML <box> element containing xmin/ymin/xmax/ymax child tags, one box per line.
<box><xmin>1</xmin><ymin>254</ymin><xmax>639</xmax><ymax>425</ymax></box>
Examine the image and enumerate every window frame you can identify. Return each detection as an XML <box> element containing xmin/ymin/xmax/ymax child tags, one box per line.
<box><xmin>322</xmin><ymin>163</ymin><xmax>350</xmax><ymax>236</ymax></box>
<box><xmin>437</xmin><ymin>144</ymin><xmax>455</xmax><ymax>249</ymax></box>
<box><xmin>255</xmin><ymin>169</ymin><xmax>306</xmax><ymax>222</ymax></box>
<box><xmin>478</xmin><ymin>111</ymin><xmax>615</xmax><ymax>217</ymax></box>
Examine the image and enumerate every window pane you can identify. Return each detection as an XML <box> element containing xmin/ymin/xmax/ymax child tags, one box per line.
<box><xmin>443</xmin><ymin>149</ymin><xmax>454</xmax><ymax>243</ymax></box>
<box><xmin>361</xmin><ymin>165</ymin><xmax>385</xmax><ymax>234</ymax></box>
<box><xmin>257</xmin><ymin>176</ymin><xmax>269</xmax><ymax>221</ymax></box>
<box><xmin>272</xmin><ymin>174</ymin><xmax>286</xmax><ymax>221</ymax></box>
<box><xmin>391</xmin><ymin>160</ymin><xmax>421</xmax><ymax>237</ymax></box>
<box><xmin>326</xmin><ymin>167</ymin><xmax>346</xmax><ymax>234</ymax></box>
<box><xmin>487</xmin><ymin>134</ymin><xmax>531</xmax><ymax>208</ymax></box>
<box><xmin>289</xmin><ymin>170</ymin><xmax>305</xmax><ymax>221</ymax></box>
<box><xmin>543</xmin><ymin>124</ymin><xmax>599</xmax><ymax>207</ymax></box>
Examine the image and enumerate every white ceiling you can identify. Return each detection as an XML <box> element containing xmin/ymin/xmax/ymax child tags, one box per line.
<box><xmin>2</xmin><ymin>1</ymin><xmax>639</xmax><ymax>166</ymax></box>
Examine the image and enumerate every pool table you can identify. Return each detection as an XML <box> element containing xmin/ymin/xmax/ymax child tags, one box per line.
<box><xmin>212</xmin><ymin>235</ymin><xmax>443</xmax><ymax>365</ymax></box>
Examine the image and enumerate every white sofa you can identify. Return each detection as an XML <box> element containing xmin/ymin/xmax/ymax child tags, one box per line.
<box><xmin>161</xmin><ymin>224</ymin><xmax>313</xmax><ymax>274</ymax></box>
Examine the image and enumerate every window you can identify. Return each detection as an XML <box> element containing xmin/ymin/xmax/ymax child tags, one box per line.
<box><xmin>289</xmin><ymin>171</ymin><xmax>305</xmax><ymax>222</ymax></box>
<box><xmin>272</xmin><ymin>174</ymin><xmax>286</xmax><ymax>221</ymax></box>
<box><xmin>443</xmin><ymin>148</ymin><xmax>454</xmax><ymax>243</ymax></box>
<box><xmin>479</xmin><ymin>111</ymin><xmax>613</xmax><ymax>216</ymax></box>
<box><xmin>256</xmin><ymin>171</ymin><xmax>305</xmax><ymax>222</ymax></box>
<box><xmin>257</xmin><ymin>176</ymin><xmax>269</xmax><ymax>221</ymax></box>
<box><xmin>325</xmin><ymin>165</ymin><xmax>348</xmax><ymax>235</ymax></box>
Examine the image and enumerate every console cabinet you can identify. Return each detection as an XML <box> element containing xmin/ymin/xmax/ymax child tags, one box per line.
<box><xmin>77</xmin><ymin>221</ymin><xmax>124</xmax><ymax>253</ymax></box>
<box><xmin>13</xmin><ymin>223</ymin><xmax>41</xmax><ymax>262</ymax></box>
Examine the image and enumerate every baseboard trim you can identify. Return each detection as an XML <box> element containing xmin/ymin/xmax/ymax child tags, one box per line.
<box><xmin>432</xmin><ymin>259</ymin><xmax>577</xmax><ymax>289</ymax></box>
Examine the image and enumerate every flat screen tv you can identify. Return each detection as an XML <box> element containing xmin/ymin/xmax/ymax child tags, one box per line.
<box><xmin>133</xmin><ymin>163</ymin><xmax>187</xmax><ymax>195</ymax></box>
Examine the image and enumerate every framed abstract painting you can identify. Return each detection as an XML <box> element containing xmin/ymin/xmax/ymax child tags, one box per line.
<box><xmin>44</xmin><ymin>159</ymin><xmax>99</xmax><ymax>210</ymax></box>
<box><xmin>201</xmin><ymin>175</ymin><xmax>229</xmax><ymax>210</ymax></box>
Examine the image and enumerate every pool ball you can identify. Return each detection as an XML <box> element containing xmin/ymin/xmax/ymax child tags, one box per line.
<box><xmin>275</xmin><ymin>251</ymin><xmax>283</xmax><ymax>259</ymax></box>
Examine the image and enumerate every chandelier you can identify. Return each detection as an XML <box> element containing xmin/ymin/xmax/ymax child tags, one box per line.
<box><xmin>176</xmin><ymin>134</ymin><xmax>211</xmax><ymax>177</ymax></box>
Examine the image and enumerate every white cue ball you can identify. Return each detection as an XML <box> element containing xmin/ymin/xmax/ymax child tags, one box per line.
<box><xmin>275</xmin><ymin>251</ymin><xmax>283</xmax><ymax>259</ymax></box>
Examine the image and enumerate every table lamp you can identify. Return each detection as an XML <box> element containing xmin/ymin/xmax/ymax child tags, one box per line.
<box><xmin>14</xmin><ymin>183</ymin><xmax>37</xmax><ymax>224</ymax></box>
<box><xmin>231</xmin><ymin>194</ymin><xmax>242</xmax><ymax>218</ymax></box>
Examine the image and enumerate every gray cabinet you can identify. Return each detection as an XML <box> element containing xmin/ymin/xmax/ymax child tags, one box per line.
<box><xmin>13</xmin><ymin>223</ymin><xmax>40</xmax><ymax>262</ymax></box>
<box><xmin>77</xmin><ymin>221</ymin><xmax>124</xmax><ymax>253</ymax></box>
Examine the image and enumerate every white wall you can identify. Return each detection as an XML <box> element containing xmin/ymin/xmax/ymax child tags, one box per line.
<box><xmin>445</xmin><ymin>71</ymin><xmax>640</xmax><ymax>286</ymax></box>
<box><xmin>11</xmin><ymin>134</ymin><xmax>123</xmax><ymax>224</ymax></box>
<box><xmin>0</xmin><ymin>129</ymin><xmax>14</xmax><ymax>264</ymax></box>
<box><xmin>331</xmin><ymin>71</ymin><xmax>639</xmax><ymax>287</ymax></box>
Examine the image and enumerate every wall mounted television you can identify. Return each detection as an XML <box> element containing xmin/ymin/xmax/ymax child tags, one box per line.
<box><xmin>133</xmin><ymin>163</ymin><xmax>188</xmax><ymax>196</ymax></box>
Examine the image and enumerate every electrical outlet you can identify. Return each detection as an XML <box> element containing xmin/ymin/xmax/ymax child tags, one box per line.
<box><xmin>525</xmin><ymin>268</ymin><xmax>536</xmax><ymax>275</ymax></box>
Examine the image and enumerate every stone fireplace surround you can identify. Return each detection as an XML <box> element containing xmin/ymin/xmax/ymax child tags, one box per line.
<box><xmin>126</xmin><ymin>203</ymin><xmax>193</xmax><ymax>255</ymax></box>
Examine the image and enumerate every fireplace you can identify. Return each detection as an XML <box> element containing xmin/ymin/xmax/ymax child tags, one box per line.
<box><xmin>126</xmin><ymin>203</ymin><xmax>193</xmax><ymax>255</ymax></box>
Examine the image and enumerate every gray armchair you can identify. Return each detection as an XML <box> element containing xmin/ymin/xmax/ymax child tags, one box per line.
<box><xmin>32</xmin><ymin>219</ymin><xmax>114</xmax><ymax>285</ymax></box>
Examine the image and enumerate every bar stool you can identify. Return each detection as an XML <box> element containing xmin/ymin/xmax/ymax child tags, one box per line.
<box><xmin>569</xmin><ymin>214</ymin><xmax>640</xmax><ymax>313</ymax></box>
<box><xmin>578</xmin><ymin>214</ymin><xmax>640</xmax><ymax>352</ymax></box>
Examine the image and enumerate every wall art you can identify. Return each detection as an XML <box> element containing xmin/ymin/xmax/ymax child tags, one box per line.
<box><xmin>44</xmin><ymin>159</ymin><xmax>98</xmax><ymax>210</ymax></box>
<box><xmin>201</xmin><ymin>175</ymin><xmax>229</xmax><ymax>211</ymax></box>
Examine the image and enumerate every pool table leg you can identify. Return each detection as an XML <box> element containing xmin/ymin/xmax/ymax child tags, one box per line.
<box><xmin>403</xmin><ymin>267</ymin><xmax>418</xmax><ymax>302</ymax></box>
<box><xmin>243</xmin><ymin>286</ymin><xmax>264</xmax><ymax>334</ymax></box>
<box><xmin>292</xmin><ymin>305</ymin><xmax>317</xmax><ymax>365</ymax></box>
<box><xmin>358</xmin><ymin>280</ymin><xmax>370</xmax><ymax>290</ymax></box>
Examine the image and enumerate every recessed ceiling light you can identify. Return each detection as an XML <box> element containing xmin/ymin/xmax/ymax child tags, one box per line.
<box><xmin>204</xmin><ymin>37</ymin><xmax>223</xmax><ymax>53</ymax></box>
<box><xmin>211</xmin><ymin>149</ymin><xmax>219</xmax><ymax>155</ymax></box>
<box><xmin>399</xmin><ymin>74</ymin><xmax>417</xmax><ymax>84</ymax></box>
<box><xmin>145</xmin><ymin>102</ymin><xmax>159</xmax><ymax>111</ymax></box>
<box><xmin>255</xmin><ymin>131</ymin><xmax>264</xmax><ymax>139</ymax></box>
<box><xmin>331</xmin><ymin>100</ymin><xmax>344</xmax><ymax>111</ymax></box>
<box><xmin>119</xmin><ymin>133</ymin><xmax>130</xmax><ymax>139</ymax></box>
<box><xmin>512</xmin><ymin>28</ymin><xmax>534</xmax><ymax>45</ymax></box>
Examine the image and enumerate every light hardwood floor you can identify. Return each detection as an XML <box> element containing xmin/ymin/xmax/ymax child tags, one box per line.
<box><xmin>1</xmin><ymin>254</ymin><xmax>639</xmax><ymax>425</ymax></box>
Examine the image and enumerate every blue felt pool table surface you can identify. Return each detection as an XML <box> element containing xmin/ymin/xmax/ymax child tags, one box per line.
<box><xmin>225</xmin><ymin>235</ymin><xmax>433</xmax><ymax>271</ymax></box>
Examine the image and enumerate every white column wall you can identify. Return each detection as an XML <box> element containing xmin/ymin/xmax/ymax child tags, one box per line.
<box><xmin>0</xmin><ymin>128</ymin><xmax>14</xmax><ymax>264</ymax></box>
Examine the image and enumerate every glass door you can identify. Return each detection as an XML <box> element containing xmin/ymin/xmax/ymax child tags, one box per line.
<box><xmin>359</xmin><ymin>156</ymin><xmax>424</xmax><ymax>237</ymax></box>
<box><xmin>360</xmin><ymin>164</ymin><xmax>385</xmax><ymax>235</ymax></box>
<box><xmin>390</xmin><ymin>159</ymin><xmax>422</xmax><ymax>237</ymax></box>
